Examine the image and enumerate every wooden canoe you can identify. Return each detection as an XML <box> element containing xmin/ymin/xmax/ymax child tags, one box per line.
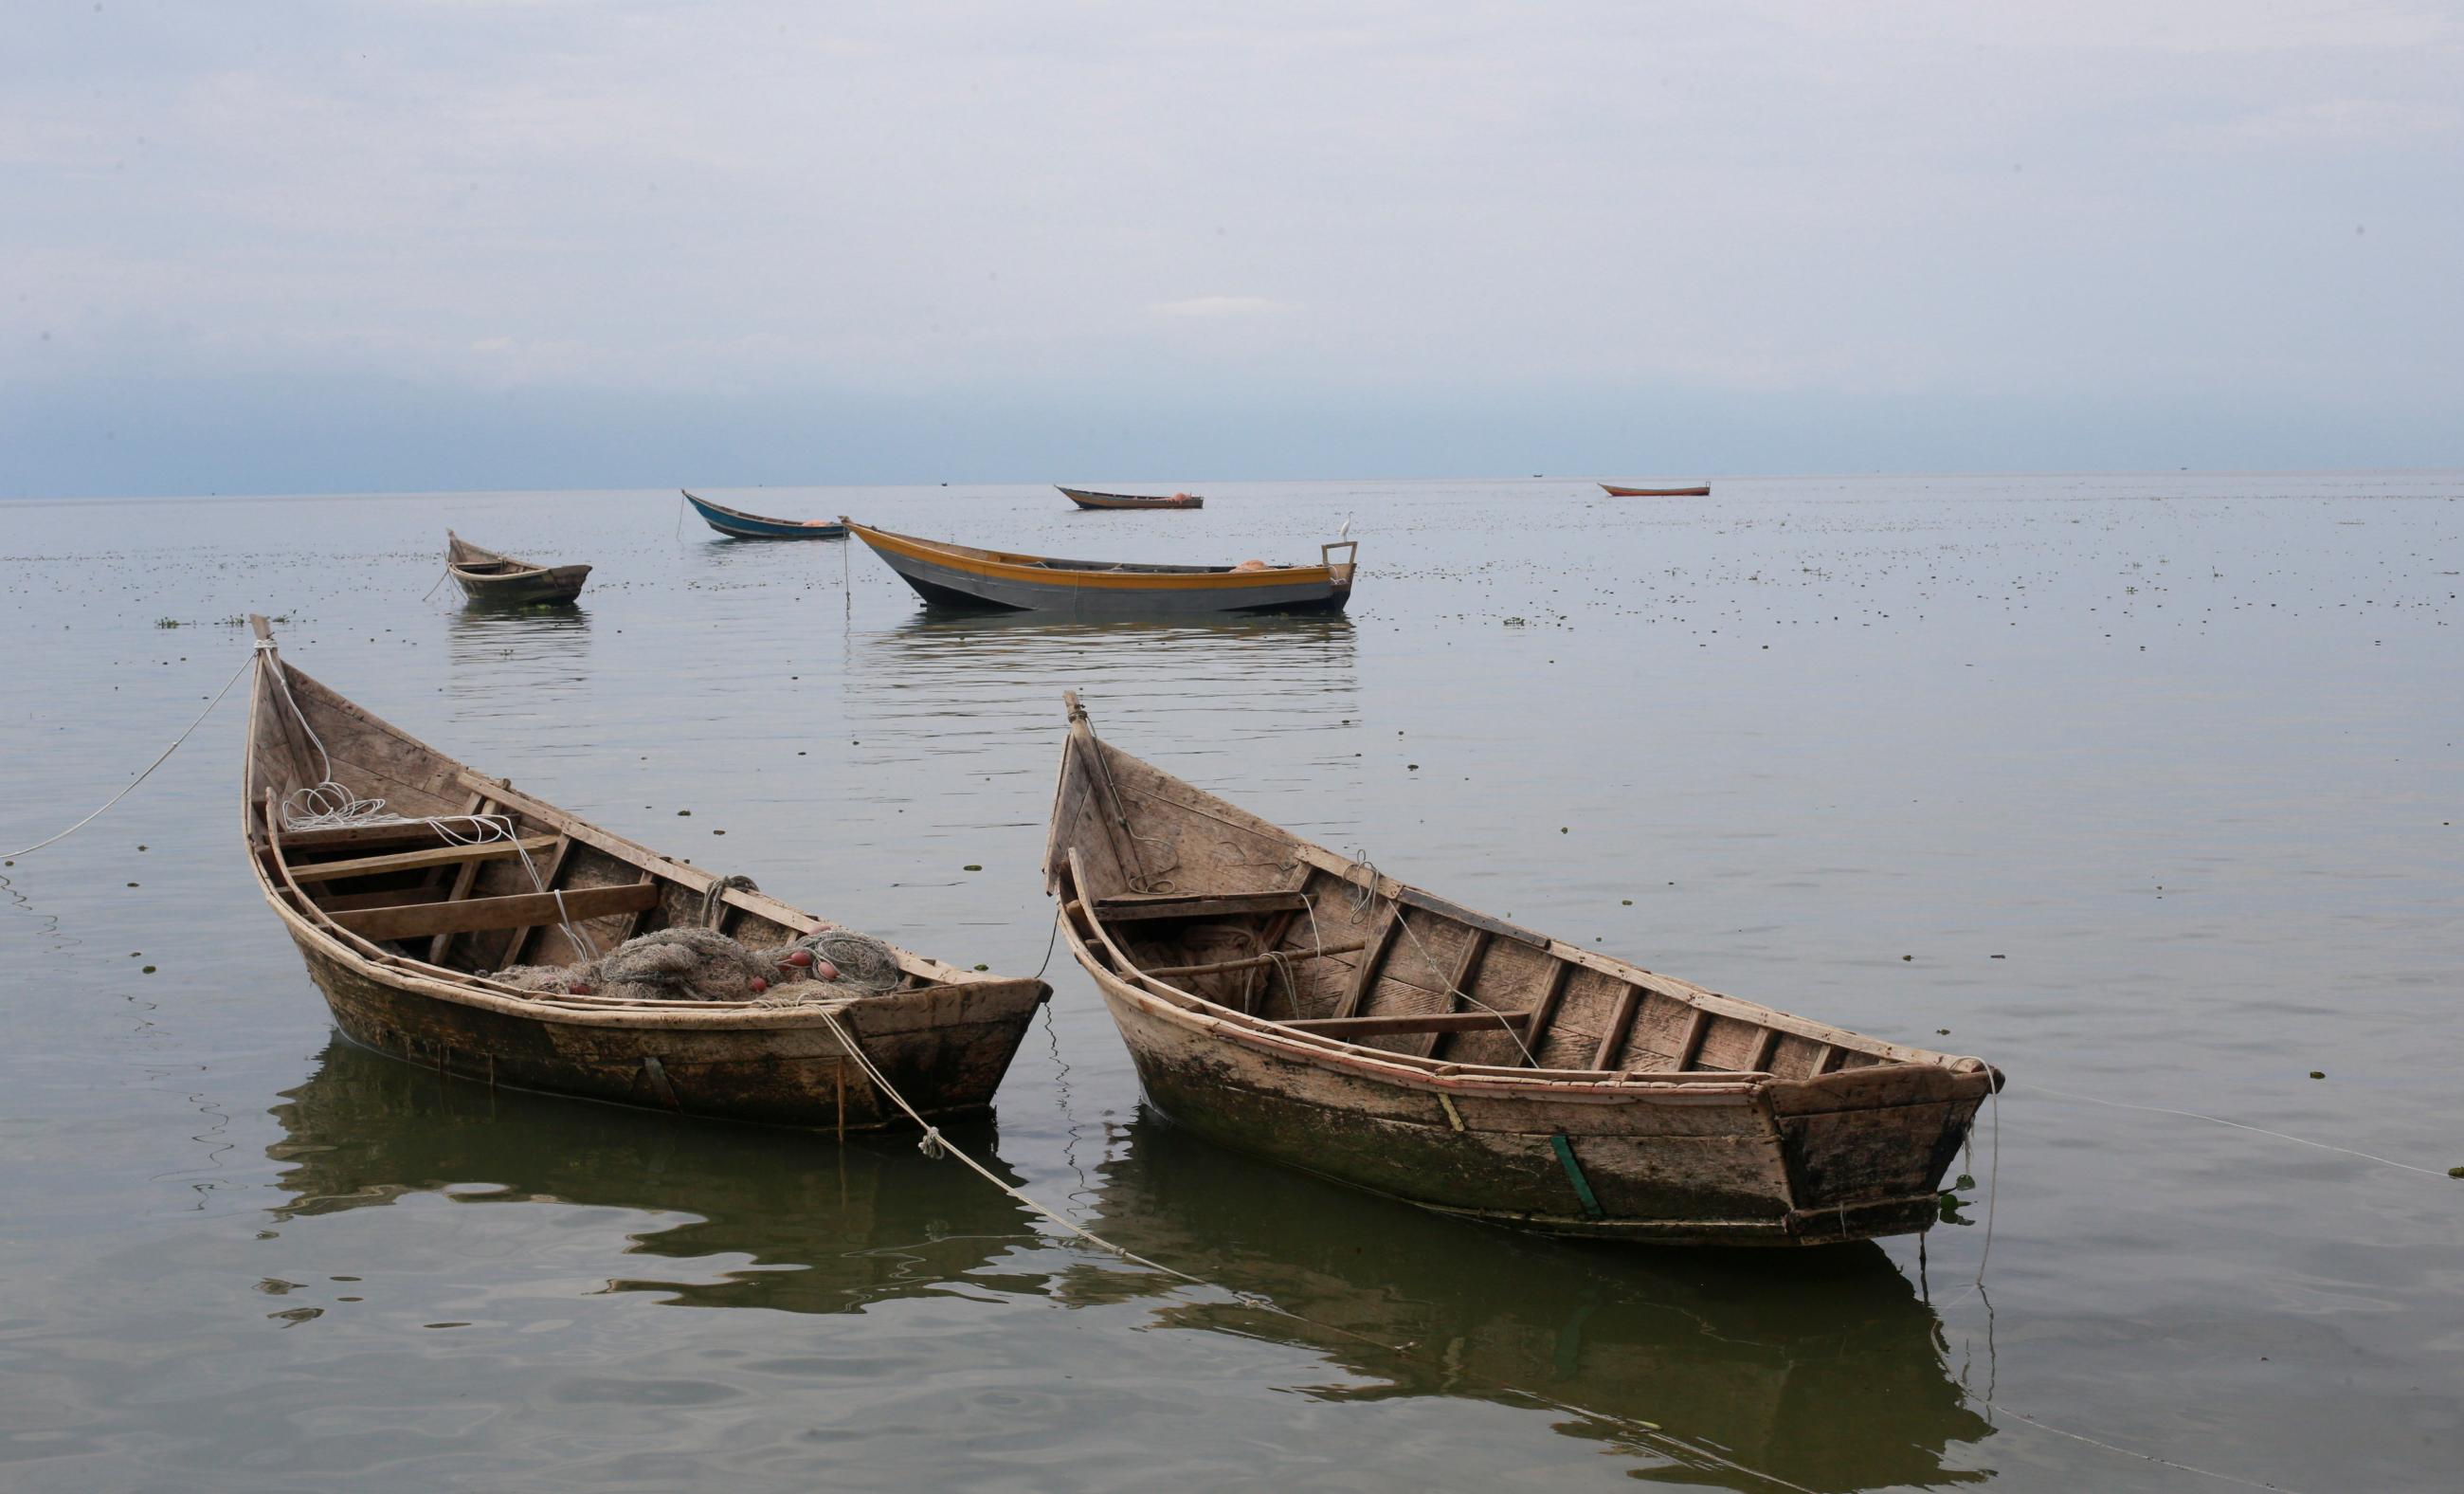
<box><xmin>682</xmin><ymin>490</ymin><xmax>848</xmax><ymax>540</ymax></box>
<box><xmin>1059</xmin><ymin>486</ymin><xmax>1205</xmax><ymax>510</ymax></box>
<box><xmin>1045</xmin><ymin>693</ymin><xmax>2000</xmax><ymax>1247</ymax></box>
<box><xmin>842</xmin><ymin>519</ymin><xmax>1356</xmax><ymax>617</ymax></box>
<box><xmin>242</xmin><ymin>617</ymin><xmax>1049</xmax><ymax>1131</ymax></box>
<box><xmin>1600</xmin><ymin>483</ymin><xmax>1712</xmax><ymax>498</ymax></box>
<box><xmin>444</xmin><ymin>530</ymin><xmax>592</xmax><ymax>604</ymax></box>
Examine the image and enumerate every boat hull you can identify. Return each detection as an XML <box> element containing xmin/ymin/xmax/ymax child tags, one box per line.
<box><xmin>450</xmin><ymin>565</ymin><xmax>592</xmax><ymax>605</ymax></box>
<box><xmin>1600</xmin><ymin>483</ymin><xmax>1712</xmax><ymax>498</ymax></box>
<box><xmin>1077</xmin><ymin>941</ymin><xmax>1973</xmax><ymax>1245</ymax></box>
<box><xmin>1060</xmin><ymin>486</ymin><xmax>1204</xmax><ymax>510</ymax></box>
<box><xmin>862</xmin><ymin>534</ymin><xmax>1350</xmax><ymax>616</ymax></box>
<box><xmin>685</xmin><ymin>492</ymin><xmax>847</xmax><ymax>539</ymax></box>
<box><xmin>276</xmin><ymin>903</ymin><xmax>1046</xmax><ymax>1130</ymax></box>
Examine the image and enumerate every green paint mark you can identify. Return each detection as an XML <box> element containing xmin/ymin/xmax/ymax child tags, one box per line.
<box><xmin>1549</xmin><ymin>1133</ymin><xmax>1605</xmax><ymax>1220</ymax></box>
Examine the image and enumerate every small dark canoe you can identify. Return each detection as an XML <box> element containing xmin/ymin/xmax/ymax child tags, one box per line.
<box><xmin>1060</xmin><ymin>486</ymin><xmax>1205</xmax><ymax>510</ymax></box>
<box><xmin>445</xmin><ymin>531</ymin><xmax>591</xmax><ymax>604</ymax></box>
<box><xmin>683</xmin><ymin>490</ymin><xmax>848</xmax><ymax>540</ymax></box>
<box><xmin>242</xmin><ymin>618</ymin><xmax>1050</xmax><ymax>1131</ymax></box>
<box><xmin>842</xmin><ymin>519</ymin><xmax>1356</xmax><ymax>617</ymax></box>
<box><xmin>1600</xmin><ymin>483</ymin><xmax>1712</xmax><ymax>498</ymax></box>
<box><xmin>1046</xmin><ymin>693</ymin><xmax>2001</xmax><ymax>1246</ymax></box>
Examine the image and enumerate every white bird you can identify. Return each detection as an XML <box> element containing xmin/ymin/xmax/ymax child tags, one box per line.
<box><xmin>1338</xmin><ymin>516</ymin><xmax>1352</xmax><ymax>539</ymax></box>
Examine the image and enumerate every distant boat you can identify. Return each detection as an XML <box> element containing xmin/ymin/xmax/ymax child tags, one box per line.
<box><xmin>1600</xmin><ymin>483</ymin><xmax>1712</xmax><ymax>498</ymax></box>
<box><xmin>445</xmin><ymin>531</ymin><xmax>590</xmax><ymax>605</ymax></box>
<box><xmin>1060</xmin><ymin>486</ymin><xmax>1205</xmax><ymax>511</ymax></box>
<box><xmin>682</xmin><ymin>490</ymin><xmax>848</xmax><ymax>540</ymax></box>
<box><xmin>842</xmin><ymin>519</ymin><xmax>1356</xmax><ymax>616</ymax></box>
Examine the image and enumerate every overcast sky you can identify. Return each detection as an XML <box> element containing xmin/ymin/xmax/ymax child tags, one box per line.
<box><xmin>6</xmin><ymin>1</ymin><xmax>2459</xmax><ymax>497</ymax></box>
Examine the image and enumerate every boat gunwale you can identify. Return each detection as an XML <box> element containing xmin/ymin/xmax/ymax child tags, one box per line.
<box><xmin>444</xmin><ymin>531</ymin><xmax>587</xmax><ymax>584</ymax></box>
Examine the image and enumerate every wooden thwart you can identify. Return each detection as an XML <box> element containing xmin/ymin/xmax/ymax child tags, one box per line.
<box><xmin>290</xmin><ymin>834</ymin><xmax>557</xmax><ymax>883</ymax></box>
<box><xmin>1092</xmin><ymin>890</ymin><xmax>1309</xmax><ymax>922</ymax></box>
<box><xmin>1285</xmin><ymin>1010</ymin><xmax>1535</xmax><ymax>1039</ymax></box>
<box><xmin>329</xmin><ymin>882</ymin><xmax>659</xmax><ymax>942</ymax></box>
<box><xmin>1144</xmin><ymin>939</ymin><xmax>1367</xmax><ymax>978</ymax></box>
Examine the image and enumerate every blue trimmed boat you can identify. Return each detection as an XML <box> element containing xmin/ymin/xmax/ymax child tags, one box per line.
<box><xmin>683</xmin><ymin>490</ymin><xmax>849</xmax><ymax>540</ymax></box>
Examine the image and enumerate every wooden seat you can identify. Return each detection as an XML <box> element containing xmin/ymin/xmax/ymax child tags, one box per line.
<box><xmin>289</xmin><ymin>834</ymin><xmax>557</xmax><ymax>883</ymax></box>
<box><xmin>325</xmin><ymin>883</ymin><xmax>660</xmax><ymax>942</ymax></box>
<box><xmin>1092</xmin><ymin>890</ymin><xmax>1309</xmax><ymax>922</ymax></box>
<box><xmin>1283</xmin><ymin>1011</ymin><xmax>1535</xmax><ymax>1040</ymax></box>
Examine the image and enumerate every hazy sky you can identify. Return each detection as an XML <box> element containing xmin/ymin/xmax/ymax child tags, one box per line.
<box><xmin>6</xmin><ymin>1</ymin><xmax>2459</xmax><ymax>497</ymax></box>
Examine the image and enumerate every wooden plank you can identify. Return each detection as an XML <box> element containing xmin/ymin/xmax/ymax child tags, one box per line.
<box><xmin>1590</xmin><ymin>984</ymin><xmax>1643</xmax><ymax>1070</ymax></box>
<box><xmin>315</xmin><ymin>885</ymin><xmax>449</xmax><ymax>915</ymax></box>
<box><xmin>1334</xmin><ymin>905</ymin><xmax>1402</xmax><ymax>1020</ymax></box>
<box><xmin>1284</xmin><ymin>1011</ymin><xmax>1533</xmax><ymax>1039</ymax></box>
<box><xmin>333</xmin><ymin>882</ymin><xmax>659</xmax><ymax>943</ymax></box>
<box><xmin>1395</xmin><ymin>887</ymin><xmax>1551</xmax><ymax>950</ymax></box>
<box><xmin>278</xmin><ymin>821</ymin><xmax>479</xmax><ymax>854</ymax></box>
<box><xmin>291</xmin><ymin>834</ymin><xmax>557</xmax><ymax>884</ymax></box>
<box><xmin>496</xmin><ymin>833</ymin><xmax>577</xmax><ymax>968</ymax></box>
<box><xmin>1517</xmin><ymin>959</ymin><xmax>1575</xmax><ymax>1066</ymax></box>
<box><xmin>426</xmin><ymin>793</ymin><xmax>498</xmax><ymax>964</ymax></box>
<box><xmin>1417</xmin><ymin>928</ymin><xmax>1492</xmax><ymax>1060</ymax></box>
<box><xmin>602</xmin><ymin>871</ymin><xmax>661</xmax><ymax>949</ymax></box>
<box><xmin>1671</xmin><ymin>1007</ymin><xmax>1711</xmax><ymax>1072</ymax></box>
<box><xmin>1092</xmin><ymin>890</ymin><xmax>1309</xmax><ymax>922</ymax></box>
<box><xmin>1744</xmin><ymin>1027</ymin><xmax>1781</xmax><ymax>1074</ymax></box>
<box><xmin>1144</xmin><ymin>939</ymin><xmax>1367</xmax><ymax>978</ymax></box>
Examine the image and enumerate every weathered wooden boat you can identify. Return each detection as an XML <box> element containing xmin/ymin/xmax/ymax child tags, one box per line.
<box><xmin>444</xmin><ymin>530</ymin><xmax>592</xmax><ymax>604</ymax></box>
<box><xmin>1046</xmin><ymin>694</ymin><xmax>2001</xmax><ymax>1246</ymax></box>
<box><xmin>1600</xmin><ymin>483</ymin><xmax>1712</xmax><ymax>498</ymax></box>
<box><xmin>242</xmin><ymin>616</ymin><xmax>1050</xmax><ymax>1131</ymax></box>
<box><xmin>842</xmin><ymin>519</ymin><xmax>1356</xmax><ymax>617</ymax></box>
<box><xmin>682</xmin><ymin>489</ymin><xmax>848</xmax><ymax>539</ymax></box>
<box><xmin>1059</xmin><ymin>485</ymin><xmax>1205</xmax><ymax>510</ymax></box>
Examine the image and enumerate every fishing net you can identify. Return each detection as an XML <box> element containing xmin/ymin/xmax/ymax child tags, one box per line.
<box><xmin>488</xmin><ymin>925</ymin><xmax>905</xmax><ymax>1004</ymax></box>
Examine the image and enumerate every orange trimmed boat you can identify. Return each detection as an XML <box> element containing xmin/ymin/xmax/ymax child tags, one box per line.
<box><xmin>841</xmin><ymin>519</ymin><xmax>1356</xmax><ymax>616</ymax></box>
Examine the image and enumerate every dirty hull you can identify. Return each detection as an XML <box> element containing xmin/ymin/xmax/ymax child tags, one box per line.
<box><xmin>291</xmin><ymin>926</ymin><xmax>1044</xmax><ymax>1130</ymax></box>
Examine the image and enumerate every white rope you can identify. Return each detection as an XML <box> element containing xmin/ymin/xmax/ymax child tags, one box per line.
<box><xmin>4</xmin><ymin>653</ymin><xmax>254</xmax><ymax>858</ymax></box>
<box><xmin>2015</xmin><ymin>1081</ymin><xmax>2448</xmax><ymax>1178</ymax></box>
<box><xmin>1337</xmin><ymin>850</ymin><xmax>1539</xmax><ymax>1066</ymax></box>
<box><xmin>260</xmin><ymin>648</ymin><xmax>594</xmax><ymax>958</ymax></box>
<box><xmin>1945</xmin><ymin>1391</ymin><xmax>2313</xmax><ymax>1493</ymax></box>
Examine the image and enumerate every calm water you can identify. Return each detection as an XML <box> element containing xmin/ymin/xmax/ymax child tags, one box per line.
<box><xmin>2</xmin><ymin>475</ymin><xmax>2457</xmax><ymax>1492</ymax></box>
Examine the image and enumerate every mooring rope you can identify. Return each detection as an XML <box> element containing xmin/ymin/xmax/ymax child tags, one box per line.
<box><xmin>4</xmin><ymin>653</ymin><xmax>255</xmax><ymax>859</ymax></box>
<box><xmin>809</xmin><ymin>1002</ymin><xmax>1819</xmax><ymax>1493</ymax></box>
<box><xmin>2015</xmin><ymin>1081</ymin><xmax>2447</xmax><ymax>1178</ymax></box>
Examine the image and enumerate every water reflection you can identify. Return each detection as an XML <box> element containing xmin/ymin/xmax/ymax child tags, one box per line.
<box><xmin>847</xmin><ymin>610</ymin><xmax>1362</xmax><ymax>766</ymax></box>
<box><xmin>444</xmin><ymin>601</ymin><xmax>594</xmax><ymax>725</ymax></box>
<box><xmin>1061</xmin><ymin>1112</ymin><xmax>1993</xmax><ymax>1492</ymax></box>
<box><xmin>266</xmin><ymin>1039</ymin><xmax>1043</xmax><ymax>1315</ymax></box>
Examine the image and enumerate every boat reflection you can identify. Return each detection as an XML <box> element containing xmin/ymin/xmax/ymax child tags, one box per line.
<box><xmin>265</xmin><ymin>1038</ymin><xmax>1044</xmax><ymax>1315</ymax></box>
<box><xmin>1058</xmin><ymin>1111</ymin><xmax>1994</xmax><ymax>1492</ymax></box>
<box><xmin>848</xmin><ymin>610</ymin><xmax>1362</xmax><ymax>769</ymax></box>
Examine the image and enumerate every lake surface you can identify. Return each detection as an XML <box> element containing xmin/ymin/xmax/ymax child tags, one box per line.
<box><xmin>2</xmin><ymin>474</ymin><xmax>2457</xmax><ymax>1492</ymax></box>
